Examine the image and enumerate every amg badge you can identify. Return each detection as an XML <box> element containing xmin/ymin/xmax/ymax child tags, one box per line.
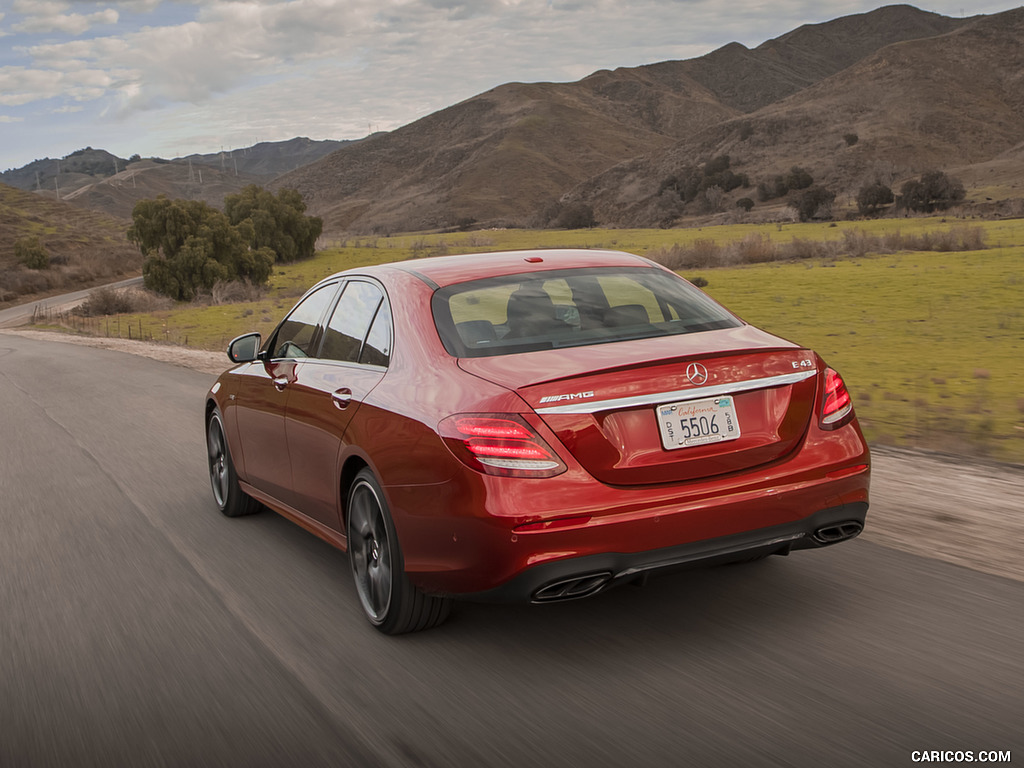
<box><xmin>539</xmin><ymin>391</ymin><xmax>595</xmax><ymax>404</ymax></box>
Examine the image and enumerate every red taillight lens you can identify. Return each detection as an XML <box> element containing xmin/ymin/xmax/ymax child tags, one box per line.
<box><xmin>439</xmin><ymin>414</ymin><xmax>567</xmax><ymax>478</ymax></box>
<box><xmin>821</xmin><ymin>367</ymin><xmax>854</xmax><ymax>429</ymax></box>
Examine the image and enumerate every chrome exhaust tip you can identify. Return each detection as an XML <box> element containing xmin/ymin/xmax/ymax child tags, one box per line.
<box><xmin>532</xmin><ymin>572</ymin><xmax>613</xmax><ymax>602</ymax></box>
<box><xmin>812</xmin><ymin>520</ymin><xmax>864</xmax><ymax>545</ymax></box>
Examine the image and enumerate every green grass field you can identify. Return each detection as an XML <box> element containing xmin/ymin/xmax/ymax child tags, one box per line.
<box><xmin>72</xmin><ymin>217</ymin><xmax>1024</xmax><ymax>462</ymax></box>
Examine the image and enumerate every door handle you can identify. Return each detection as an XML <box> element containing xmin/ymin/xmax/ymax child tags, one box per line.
<box><xmin>331</xmin><ymin>388</ymin><xmax>353</xmax><ymax>409</ymax></box>
<box><xmin>272</xmin><ymin>376</ymin><xmax>289</xmax><ymax>391</ymax></box>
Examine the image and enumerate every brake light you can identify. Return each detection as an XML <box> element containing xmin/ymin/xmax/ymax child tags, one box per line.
<box><xmin>821</xmin><ymin>368</ymin><xmax>854</xmax><ymax>429</ymax></box>
<box><xmin>439</xmin><ymin>414</ymin><xmax>567</xmax><ymax>477</ymax></box>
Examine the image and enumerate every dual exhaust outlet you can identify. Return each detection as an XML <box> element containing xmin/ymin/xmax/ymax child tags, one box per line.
<box><xmin>531</xmin><ymin>519</ymin><xmax>865</xmax><ymax>603</ymax></box>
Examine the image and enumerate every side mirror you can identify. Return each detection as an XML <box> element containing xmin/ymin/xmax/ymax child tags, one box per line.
<box><xmin>227</xmin><ymin>332</ymin><xmax>262</xmax><ymax>364</ymax></box>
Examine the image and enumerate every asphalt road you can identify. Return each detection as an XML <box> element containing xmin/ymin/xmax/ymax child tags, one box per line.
<box><xmin>0</xmin><ymin>277</ymin><xmax>143</xmax><ymax>329</ymax></box>
<box><xmin>1</xmin><ymin>333</ymin><xmax>1021</xmax><ymax>768</ymax></box>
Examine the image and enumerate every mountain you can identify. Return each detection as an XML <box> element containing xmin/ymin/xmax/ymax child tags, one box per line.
<box><xmin>59</xmin><ymin>159</ymin><xmax>266</xmax><ymax>220</ymax></box>
<box><xmin>272</xmin><ymin>3</ymin><xmax>1000</xmax><ymax>234</ymax></box>
<box><xmin>182</xmin><ymin>136</ymin><xmax>349</xmax><ymax>177</ymax></box>
<box><xmin>0</xmin><ymin>138</ymin><xmax>346</xmax><ymax>220</ymax></box>
<box><xmin>270</xmin><ymin>74</ymin><xmax>729</xmax><ymax>233</ymax></box>
<box><xmin>567</xmin><ymin>6</ymin><xmax>1024</xmax><ymax>226</ymax></box>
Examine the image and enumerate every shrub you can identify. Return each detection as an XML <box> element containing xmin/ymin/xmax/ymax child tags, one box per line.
<box><xmin>210</xmin><ymin>279</ymin><xmax>266</xmax><ymax>305</ymax></box>
<box><xmin>788</xmin><ymin>185</ymin><xmax>835</xmax><ymax>221</ymax></box>
<box><xmin>732</xmin><ymin>233</ymin><xmax>778</xmax><ymax>264</ymax></box>
<box><xmin>554</xmin><ymin>203</ymin><xmax>596</xmax><ymax>229</ymax></box>
<box><xmin>15</xmin><ymin>236</ymin><xmax>49</xmax><ymax>270</ymax></box>
<box><xmin>857</xmin><ymin>183</ymin><xmax>895</xmax><ymax>216</ymax></box>
<box><xmin>75</xmin><ymin>287</ymin><xmax>172</xmax><ymax>316</ymax></box>
<box><xmin>843</xmin><ymin>133</ymin><xmax>859</xmax><ymax>147</ymax></box>
<box><xmin>898</xmin><ymin>170</ymin><xmax>966</xmax><ymax>213</ymax></box>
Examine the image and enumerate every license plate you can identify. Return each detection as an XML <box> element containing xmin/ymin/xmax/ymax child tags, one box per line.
<box><xmin>657</xmin><ymin>396</ymin><xmax>741</xmax><ymax>450</ymax></box>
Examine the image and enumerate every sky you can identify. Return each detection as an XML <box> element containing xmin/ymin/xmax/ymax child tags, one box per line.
<box><xmin>0</xmin><ymin>0</ymin><xmax>1016</xmax><ymax>171</ymax></box>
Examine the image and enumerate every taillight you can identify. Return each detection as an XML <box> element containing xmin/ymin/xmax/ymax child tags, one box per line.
<box><xmin>439</xmin><ymin>414</ymin><xmax>567</xmax><ymax>478</ymax></box>
<box><xmin>820</xmin><ymin>368</ymin><xmax>854</xmax><ymax>429</ymax></box>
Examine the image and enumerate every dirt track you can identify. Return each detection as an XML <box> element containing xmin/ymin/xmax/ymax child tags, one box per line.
<box><xmin>5</xmin><ymin>327</ymin><xmax>1021</xmax><ymax>584</ymax></box>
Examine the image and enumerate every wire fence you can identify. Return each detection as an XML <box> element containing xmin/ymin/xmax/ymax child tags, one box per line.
<box><xmin>30</xmin><ymin>304</ymin><xmax>197</xmax><ymax>347</ymax></box>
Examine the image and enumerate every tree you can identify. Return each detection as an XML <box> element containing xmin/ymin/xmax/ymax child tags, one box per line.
<box><xmin>788</xmin><ymin>185</ymin><xmax>835</xmax><ymax>222</ymax></box>
<box><xmin>128</xmin><ymin>197</ymin><xmax>273</xmax><ymax>301</ymax></box>
<box><xmin>898</xmin><ymin>170</ymin><xmax>966</xmax><ymax>213</ymax></box>
<box><xmin>785</xmin><ymin>166</ymin><xmax>814</xmax><ymax>191</ymax></box>
<box><xmin>15</xmin><ymin>236</ymin><xmax>49</xmax><ymax>270</ymax></box>
<box><xmin>224</xmin><ymin>185</ymin><xmax>323</xmax><ymax>262</ymax></box>
<box><xmin>554</xmin><ymin>203</ymin><xmax>596</xmax><ymax>229</ymax></box>
<box><xmin>736</xmin><ymin>197</ymin><xmax>755</xmax><ymax>213</ymax></box>
<box><xmin>856</xmin><ymin>183</ymin><xmax>894</xmax><ymax>216</ymax></box>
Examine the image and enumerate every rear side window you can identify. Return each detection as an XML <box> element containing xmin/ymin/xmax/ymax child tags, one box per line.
<box><xmin>320</xmin><ymin>281</ymin><xmax>388</xmax><ymax>365</ymax></box>
<box><xmin>432</xmin><ymin>267</ymin><xmax>740</xmax><ymax>357</ymax></box>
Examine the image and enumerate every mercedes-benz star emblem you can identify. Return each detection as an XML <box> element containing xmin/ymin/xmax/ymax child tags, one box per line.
<box><xmin>686</xmin><ymin>363</ymin><xmax>709</xmax><ymax>385</ymax></box>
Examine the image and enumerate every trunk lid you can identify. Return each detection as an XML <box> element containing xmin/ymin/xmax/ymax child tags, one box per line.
<box><xmin>458</xmin><ymin>326</ymin><xmax>819</xmax><ymax>485</ymax></box>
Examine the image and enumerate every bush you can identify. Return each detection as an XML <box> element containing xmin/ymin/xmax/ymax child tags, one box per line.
<box><xmin>788</xmin><ymin>185</ymin><xmax>835</xmax><ymax>221</ymax></box>
<box><xmin>756</xmin><ymin>167</ymin><xmax>813</xmax><ymax>202</ymax></box>
<box><xmin>857</xmin><ymin>183</ymin><xmax>895</xmax><ymax>216</ymax></box>
<box><xmin>15</xmin><ymin>236</ymin><xmax>49</xmax><ymax>270</ymax></box>
<box><xmin>75</xmin><ymin>286</ymin><xmax>172</xmax><ymax>316</ymax></box>
<box><xmin>785</xmin><ymin>166</ymin><xmax>814</xmax><ymax>191</ymax></box>
<box><xmin>843</xmin><ymin>133</ymin><xmax>859</xmax><ymax>147</ymax></box>
<box><xmin>898</xmin><ymin>170</ymin><xmax>966</xmax><ymax>213</ymax></box>
<box><xmin>554</xmin><ymin>203</ymin><xmax>596</xmax><ymax>229</ymax></box>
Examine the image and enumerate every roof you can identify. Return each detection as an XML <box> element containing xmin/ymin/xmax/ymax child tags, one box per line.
<box><xmin>379</xmin><ymin>248</ymin><xmax>655</xmax><ymax>288</ymax></box>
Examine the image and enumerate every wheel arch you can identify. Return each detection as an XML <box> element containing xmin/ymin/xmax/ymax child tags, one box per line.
<box><xmin>338</xmin><ymin>454</ymin><xmax>370</xmax><ymax>535</ymax></box>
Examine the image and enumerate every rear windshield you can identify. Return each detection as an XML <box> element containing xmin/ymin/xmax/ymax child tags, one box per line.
<box><xmin>431</xmin><ymin>267</ymin><xmax>741</xmax><ymax>357</ymax></box>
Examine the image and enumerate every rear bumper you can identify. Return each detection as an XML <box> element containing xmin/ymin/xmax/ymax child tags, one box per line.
<box><xmin>465</xmin><ymin>502</ymin><xmax>867</xmax><ymax>603</ymax></box>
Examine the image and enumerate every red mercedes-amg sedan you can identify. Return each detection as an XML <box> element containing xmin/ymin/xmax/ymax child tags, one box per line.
<box><xmin>205</xmin><ymin>249</ymin><xmax>869</xmax><ymax>633</ymax></box>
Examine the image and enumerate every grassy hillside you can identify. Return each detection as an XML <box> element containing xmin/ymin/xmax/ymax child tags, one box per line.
<box><xmin>60</xmin><ymin>216</ymin><xmax>1024</xmax><ymax>463</ymax></box>
<box><xmin>0</xmin><ymin>183</ymin><xmax>141</xmax><ymax>305</ymax></box>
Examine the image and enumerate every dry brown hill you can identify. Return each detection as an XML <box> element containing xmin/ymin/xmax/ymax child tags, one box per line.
<box><xmin>272</xmin><ymin>4</ymin><xmax>986</xmax><ymax>235</ymax></box>
<box><xmin>569</xmin><ymin>6</ymin><xmax>1024</xmax><ymax>226</ymax></box>
<box><xmin>0</xmin><ymin>183</ymin><xmax>141</xmax><ymax>305</ymax></box>
<box><xmin>59</xmin><ymin>159</ymin><xmax>264</xmax><ymax>220</ymax></box>
<box><xmin>271</xmin><ymin>74</ymin><xmax>735</xmax><ymax>234</ymax></box>
<box><xmin>1</xmin><ymin>139</ymin><xmax>343</xmax><ymax>221</ymax></box>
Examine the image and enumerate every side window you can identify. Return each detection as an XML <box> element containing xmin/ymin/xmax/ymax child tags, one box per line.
<box><xmin>321</xmin><ymin>281</ymin><xmax>385</xmax><ymax>364</ymax></box>
<box><xmin>269</xmin><ymin>284</ymin><xmax>337</xmax><ymax>359</ymax></box>
<box><xmin>360</xmin><ymin>301</ymin><xmax>392</xmax><ymax>367</ymax></box>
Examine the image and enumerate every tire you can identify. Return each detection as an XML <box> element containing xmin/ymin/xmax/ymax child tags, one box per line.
<box><xmin>206</xmin><ymin>409</ymin><xmax>261</xmax><ymax>518</ymax></box>
<box><xmin>347</xmin><ymin>469</ymin><xmax>451</xmax><ymax>634</ymax></box>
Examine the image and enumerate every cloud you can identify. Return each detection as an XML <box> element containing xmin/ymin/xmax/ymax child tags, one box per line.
<box><xmin>0</xmin><ymin>65</ymin><xmax>117</xmax><ymax>106</ymax></box>
<box><xmin>11</xmin><ymin>1</ymin><xmax>119</xmax><ymax>35</ymax></box>
<box><xmin>1</xmin><ymin>0</ymin><xmax>1018</xmax><ymax>169</ymax></box>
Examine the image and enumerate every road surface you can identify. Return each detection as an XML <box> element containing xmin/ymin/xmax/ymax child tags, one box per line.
<box><xmin>1</xmin><ymin>333</ymin><xmax>1020</xmax><ymax>767</ymax></box>
<box><xmin>0</xmin><ymin>276</ymin><xmax>143</xmax><ymax>329</ymax></box>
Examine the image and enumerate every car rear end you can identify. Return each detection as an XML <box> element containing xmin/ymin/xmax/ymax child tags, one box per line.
<box><xmin>398</xmin><ymin>252</ymin><xmax>869</xmax><ymax>601</ymax></box>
